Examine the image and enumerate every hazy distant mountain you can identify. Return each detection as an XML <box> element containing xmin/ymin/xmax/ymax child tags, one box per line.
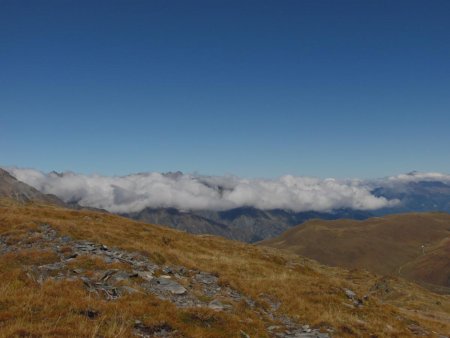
<box><xmin>122</xmin><ymin>207</ymin><xmax>372</xmax><ymax>242</ymax></box>
<box><xmin>371</xmin><ymin>180</ymin><xmax>450</xmax><ymax>214</ymax></box>
<box><xmin>121</xmin><ymin>207</ymin><xmax>237</xmax><ymax>239</ymax></box>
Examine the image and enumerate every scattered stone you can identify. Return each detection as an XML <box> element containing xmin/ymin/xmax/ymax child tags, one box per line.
<box><xmin>195</xmin><ymin>272</ymin><xmax>218</xmax><ymax>285</ymax></box>
<box><xmin>344</xmin><ymin>289</ymin><xmax>356</xmax><ymax>299</ymax></box>
<box><xmin>65</xmin><ymin>252</ymin><xmax>78</xmax><ymax>260</ymax></box>
<box><xmin>98</xmin><ymin>285</ymin><xmax>120</xmax><ymax>300</ymax></box>
<box><xmin>245</xmin><ymin>298</ymin><xmax>256</xmax><ymax>308</ymax></box>
<box><xmin>39</xmin><ymin>262</ymin><xmax>65</xmax><ymax>271</ymax></box>
<box><xmin>226</xmin><ymin>288</ymin><xmax>243</xmax><ymax>300</ymax></box>
<box><xmin>177</xmin><ymin>267</ymin><xmax>187</xmax><ymax>275</ymax></box>
<box><xmin>407</xmin><ymin>324</ymin><xmax>429</xmax><ymax>336</ymax></box>
<box><xmin>0</xmin><ymin>223</ymin><xmax>333</xmax><ymax>337</ymax></box>
<box><xmin>133</xmin><ymin>322</ymin><xmax>173</xmax><ymax>338</ymax></box>
<box><xmin>137</xmin><ymin>271</ymin><xmax>154</xmax><ymax>281</ymax></box>
<box><xmin>276</xmin><ymin>331</ymin><xmax>329</xmax><ymax>338</ymax></box>
<box><xmin>120</xmin><ymin>286</ymin><xmax>140</xmax><ymax>294</ymax></box>
<box><xmin>260</xmin><ymin>294</ymin><xmax>281</xmax><ymax>312</ymax></box>
<box><xmin>75</xmin><ymin>243</ymin><xmax>96</xmax><ymax>252</ymax></box>
<box><xmin>111</xmin><ymin>271</ymin><xmax>133</xmax><ymax>282</ymax></box>
<box><xmin>162</xmin><ymin>267</ymin><xmax>173</xmax><ymax>274</ymax></box>
<box><xmin>103</xmin><ymin>256</ymin><xmax>117</xmax><ymax>264</ymax></box>
<box><xmin>154</xmin><ymin>277</ymin><xmax>186</xmax><ymax>295</ymax></box>
<box><xmin>208</xmin><ymin>299</ymin><xmax>225</xmax><ymax>311</ymax></box>
<box><xmin>344</xmin><ymin>288</ymin><xmax>363</xmax><ymax>307</ymax></box>
<box><xmin>100</xmin><ymin>270</ymin><xmax>117</xmax><ymax>282</ymax></box>
<box><xmin>61</xmin><ymin>236</ymin><xmax>72</xmax><ymax>243</ymax></box>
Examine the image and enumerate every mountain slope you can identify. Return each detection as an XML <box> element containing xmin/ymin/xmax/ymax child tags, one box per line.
<box><xmin>0</xmin><ymin>168</ymin><xmax>66</xmax><ymax>206</ymax></box>
<box><xmin>0</xmin><ymin>199</ymin><xmax>450</xmax><ymax>337</ymax></box>
<box><xmin>121</xmin><ymin>207</ymin><xmax>238</xmax><ymax>239</ymax></box>
<box><xmin>260</xmin><ymin>213</ymin><xmax>450</xmax><ymax>292</ymax></box>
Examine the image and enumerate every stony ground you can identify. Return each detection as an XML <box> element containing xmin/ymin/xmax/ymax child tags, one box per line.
<box><xmin>0</xmin><ymin>223</ymin><xmax>331</xmax><ymax>338</ymax></box>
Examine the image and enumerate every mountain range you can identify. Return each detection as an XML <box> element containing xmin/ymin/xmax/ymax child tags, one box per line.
<box><xmin>3</xmin><ymin>168</ymin><xmax>450</xmax><ymax>243</ymax></box>
<box><xmin>121</xmin><ymin>207</ymin><xmax>371</xmax><ymax>242</ymax></box>
<box><xmin>122</xmin><ymin>172</ymin><xmax>450</xmax><ymax>242</ymax></box>
<box><xmin>122</xmin><ymin>174</ymin><xmax>450</xmax><ymax>242</ymax></box>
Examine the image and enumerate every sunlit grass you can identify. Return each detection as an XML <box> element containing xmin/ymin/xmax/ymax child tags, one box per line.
<box><xmin>0</xmin><ymin>199</ymin><xmax>449</xmax><ymax>337</ymax></box>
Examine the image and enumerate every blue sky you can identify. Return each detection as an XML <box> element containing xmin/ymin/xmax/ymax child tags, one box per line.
<box><xmin>1</xmin><ymin>0</ymin><xmax>449</xmax><ymax>178</ymax></box>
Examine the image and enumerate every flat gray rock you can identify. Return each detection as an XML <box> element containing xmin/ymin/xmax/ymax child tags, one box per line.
<box><xmin>111</xmin><ymin>270</ymin><xmax>133</xmax><ymax>282</ymax></box>
<box><xmin>344</xmin><ymin>288</ymin><xmax>356</xmax><ymax>299</ymax></box>
<box><xmin>154</xmin><ymin>277</ymin><xmax>186</xmax><ymax>295</ymax></box>
<box><xmin>208</xmin><ymin>299</ymin><xmax>225</xmax><ymax>311</ymax></box>
<box><xmin>137</xmin><ymin>271</ymin><xmax>154</xmax><ymax>281</ymax></box>
<box><xmin>195</xmin><ymin>272</ymin><xmax>218</xmax><ymax>285</ymax></box>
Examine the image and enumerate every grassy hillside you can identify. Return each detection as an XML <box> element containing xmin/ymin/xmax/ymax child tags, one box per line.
<box><xmin>260</xmin><ymin>213</ymin><xmax>450</xmax><ymax>293</ymax></box>
<box><xmin>0</xmin><ymin>200</ymin><xmax>449</xmax><ymax>337</ymax></box>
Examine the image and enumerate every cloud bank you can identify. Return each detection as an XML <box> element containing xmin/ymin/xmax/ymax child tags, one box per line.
<box><xmin>3</xmin><ymin>167</ymin><xmax>408</xmax><ymax>213</ymax></box>
<box><xmin>384</xmin><ymin>171</ymin><xmax>450</xmax><ymax>185</ymax></box>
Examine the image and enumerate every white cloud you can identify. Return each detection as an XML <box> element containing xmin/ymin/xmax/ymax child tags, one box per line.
<box><xmin>5</xmin><ymin>167</ymin><xmax>400</xmax><ymax>213</ymax></box>
<box><xmin>386</xmin><ymin>171</ymin><xmax>450</xmax><ymax>183</ymax></box>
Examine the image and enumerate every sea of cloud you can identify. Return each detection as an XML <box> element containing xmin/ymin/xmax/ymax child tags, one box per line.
<box><xmin>8</xmin><ymin>167</ymin><xmax>433</xmax><ymax>213</ymax></box>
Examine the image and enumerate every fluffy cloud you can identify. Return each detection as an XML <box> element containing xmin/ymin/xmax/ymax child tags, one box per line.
<box><xmin>5</xmin><ymin>168</ymin><xmax>400</xmax><ymax>213</ymax></box>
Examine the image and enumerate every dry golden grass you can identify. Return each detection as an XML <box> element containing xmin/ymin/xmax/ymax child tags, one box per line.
<box><xmin>0</xmin><ymin>199</ymin><xmax>449</xmax><ymax>337</ymax></box>
<box><xmin>261</xmin><ymin>213</ymin><xmax>450</xmax><ymax>292</ymax></box>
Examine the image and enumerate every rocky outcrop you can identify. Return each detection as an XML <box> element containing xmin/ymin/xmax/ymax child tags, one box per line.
<box><xmin>0</xmin><ymin>223</ymin><xmax>331</xmax><ymax>337</ymax></box>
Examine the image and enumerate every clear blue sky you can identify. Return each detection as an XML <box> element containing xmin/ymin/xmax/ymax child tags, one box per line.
<box><xmin>1</xmin><ymin>0</ymin><xmax>449</xmax><ymax>178</ymax></box>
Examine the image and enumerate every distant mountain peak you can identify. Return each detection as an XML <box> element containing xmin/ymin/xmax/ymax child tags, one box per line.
<box><xmin>406</xmin><ymin>170</ymin><xmax>420</xmax><ymax>176</ymax></box>
<box><xmin>49</xmin><ymin>170</ymin><xmax>64</xmax><ymax>177</ymax></box>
